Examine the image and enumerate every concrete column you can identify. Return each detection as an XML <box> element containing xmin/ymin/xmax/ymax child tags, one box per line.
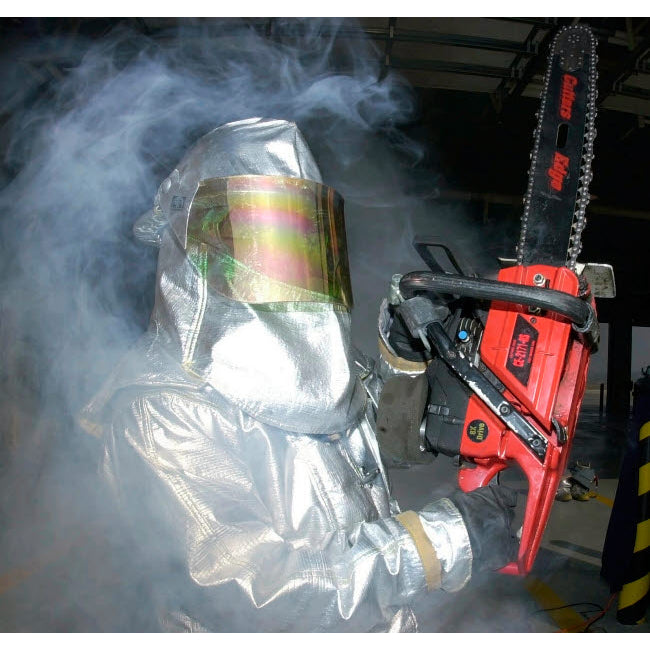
<box><xmin>607</xmin><ymin>311</ymin><xmax>633</xmax><ymax>418</ymax></box>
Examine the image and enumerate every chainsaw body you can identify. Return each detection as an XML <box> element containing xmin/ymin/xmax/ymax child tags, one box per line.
<box><xmin>465</xmin><ymin>265</ymin><xmax>592</xmax><ymax>575</ymax></box>
<box><xmin>395</xmin><ymin>243</ymin><xmax>600</xmax><ymax>575</ymax></box>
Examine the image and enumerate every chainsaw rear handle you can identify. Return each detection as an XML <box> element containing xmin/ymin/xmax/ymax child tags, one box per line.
<box><xmin>456</xmin><ymin>445</ymin><xmax>565</xmax><ymax>576</ymax></box>
<box><xmin>399</xmin><ymin>271</ymin><xmax>598</xmax><ymax>350</ymax></box>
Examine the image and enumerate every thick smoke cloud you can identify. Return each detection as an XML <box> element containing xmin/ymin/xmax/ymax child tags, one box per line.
<box><xmin>0</xmin><ymin>18</ymin><xmax>493</xmax><ymax>631</ymax></box>
<box><xmin>0</xmin><ymin>21</ymin><xmax>412</xmax><ymax>443</ymax></box>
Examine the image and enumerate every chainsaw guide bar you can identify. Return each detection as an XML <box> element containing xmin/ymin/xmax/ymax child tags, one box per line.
<box><xmin>516</xmin><ymin>25</ymin><xmax>598</xmax><ymax>270</ymax></box>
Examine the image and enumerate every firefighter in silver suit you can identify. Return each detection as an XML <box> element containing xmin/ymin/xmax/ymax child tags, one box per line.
<box><xmin>80</xmin><ymin>117</ymin><xmax>516</xmax><ymax>632</ymax></box>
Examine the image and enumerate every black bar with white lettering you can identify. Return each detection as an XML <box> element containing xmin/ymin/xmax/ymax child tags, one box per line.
<box><xmin>520</xmin><ymin>27</ymin><xmax>592</xmax><ymax>266</ymax></box>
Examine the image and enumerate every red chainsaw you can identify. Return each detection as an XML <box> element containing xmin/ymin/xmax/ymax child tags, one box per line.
<box><xmin>393</xmin><ymin>24</ymin><xmax>615</xmax><ymax>575</ymax></box>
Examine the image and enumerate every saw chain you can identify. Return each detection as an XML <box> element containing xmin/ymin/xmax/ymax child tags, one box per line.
<box><xmin>516</xmin><ymin>24</ymin><xmax>599</xmax><ymax>270</ymax></box>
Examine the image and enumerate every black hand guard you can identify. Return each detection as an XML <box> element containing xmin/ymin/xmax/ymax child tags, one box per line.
<box><xmin>450</xmin><ymin>485</ymin><xmax>519</xmax><ymax>572</ymax></box>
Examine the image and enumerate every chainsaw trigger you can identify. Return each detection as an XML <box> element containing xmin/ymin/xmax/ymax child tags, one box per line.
<box><xmin>551</xmin><ymin>417</ymin><xmax>568</xmax><ymax>445</ymax></box>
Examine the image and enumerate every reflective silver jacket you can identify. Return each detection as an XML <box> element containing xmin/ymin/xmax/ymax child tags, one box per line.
<box><xmin>79</xmin><ymin>118</ymin><xmax>472</xmax><ymax>632</ymax></box>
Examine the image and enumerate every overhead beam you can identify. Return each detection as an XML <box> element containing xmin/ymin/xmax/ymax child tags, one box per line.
<box><xmin>250</xmin><ymin>21</ymin><xmax>542</xmax><ymax>55</ymax></box>
<box><xmin>360</xmin><ymin>27</ymin><xmax>538</xmax><ymax>54</ymax></box>
<box><xmin>615</xmin><ymin>84</ymin><xmax>650</xmax><ymax>102</ymax></box>
<box><xmin>497</xmin><ymin>24</ymin><xmax>562</xmax><ymax>108</ymax></box>
<box><xmin>387</xmin><ymin>57</ymin><xmax>514</xmax><ymax>79</ymax></box>
<box><xmin>598</xmin><ymin>30</ymin><xmax>650</xmax><ymax>106</ymax></box>
<box><xmin>497</xmin><ymin>18</ymin><xmax>560</xmax><ymax>30</ymax></box>
<box><xmin>490</xmin><ymin>24</ymin><xmax>544</xmax><ymax>114</ymax></box>
<box><xmin>498</xmin><ymin>17</ymin><xmax>619</xmax><ymax>40</ymax></box>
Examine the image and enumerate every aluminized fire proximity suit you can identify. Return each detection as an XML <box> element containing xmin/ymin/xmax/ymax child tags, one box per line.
<box><xmin>80</xmin><ymin>117</ymin><xmax>515</xmax><ymax>632</ymax></box>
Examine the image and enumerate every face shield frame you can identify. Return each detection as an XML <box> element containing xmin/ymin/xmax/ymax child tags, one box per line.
<box><xmin>185</xmin><ymin>175</ymin><xmax>354</xmax><ymax>311</ymax></box>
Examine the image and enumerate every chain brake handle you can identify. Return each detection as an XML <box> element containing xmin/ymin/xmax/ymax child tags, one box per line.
<box><xmin>413</xmin><ymin>237</ymin><xmax>477</xmax><ymax>278</ymax></box>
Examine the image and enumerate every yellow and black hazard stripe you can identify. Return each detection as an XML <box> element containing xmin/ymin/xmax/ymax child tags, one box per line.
<box><xmin>617</xmin><ymin>421</ymin><xmax>650</xmax><ymax>624</ymax></box>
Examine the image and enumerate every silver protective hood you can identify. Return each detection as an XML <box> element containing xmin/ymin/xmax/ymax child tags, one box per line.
<box><xmin>134</xmin><ymin>117</ymin><xmax>323</xmax><ymax>248</ymax></box>
<box><xmin>144</xmin><ymin>118</ymin><xmax>365</xmax><ymax>435</ymax></box>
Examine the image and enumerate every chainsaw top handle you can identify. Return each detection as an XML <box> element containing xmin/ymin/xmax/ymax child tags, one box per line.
<box><xmin>399</xmin><ymin>270</ymin><xmax>599</xmax><ymax>351</ymax></box>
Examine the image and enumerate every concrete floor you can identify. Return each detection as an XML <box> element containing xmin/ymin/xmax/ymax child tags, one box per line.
<box><xmin>0</xmin><ymin>389</ymin><xmax>648</xmax><ymax>633</ymax></box>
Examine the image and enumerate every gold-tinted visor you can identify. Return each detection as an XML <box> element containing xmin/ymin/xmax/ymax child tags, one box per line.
<box><xmin>186</xmin><ymin>175</ymin><xmax>353</xmax><ymax>310</ymax></box>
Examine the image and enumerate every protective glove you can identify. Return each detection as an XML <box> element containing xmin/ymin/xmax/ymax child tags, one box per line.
<box><xmin>449</xmin><ymin>484</ymin><xmax>519</xmax><ymax>572</ymax></box>
<box><xmin>377</xmin><ymin>298</ymin><xmax>431</xmax><ymax>372</ymax></box>
<box><xmin>387</xmin><ymin>307</ymin><xmax>433</xmax><ymax>363</ymax></box>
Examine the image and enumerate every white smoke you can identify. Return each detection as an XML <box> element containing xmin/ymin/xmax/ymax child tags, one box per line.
<box><xmin>0</xmin><ymin>18</ymin><xmax>489</xmax><ymax>630</ymax></box>
<box><xmin>0</xmin><ymin>19</ymin><xmax>418</xmax><ymax>424</ymax></box>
